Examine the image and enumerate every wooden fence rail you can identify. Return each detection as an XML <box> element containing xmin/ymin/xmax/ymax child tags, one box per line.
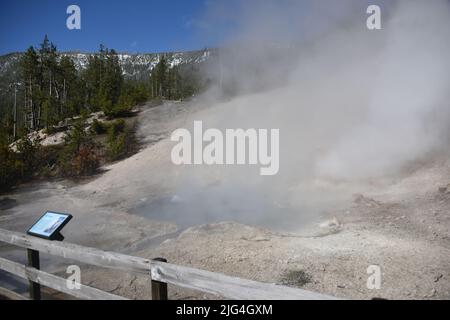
<box><xmin>0</xmin><ymin>257</ymin><xmax>126</xmax><ymax>300</ymax></box>
<box><xmin>0</xmin><ymin>228</ymin><xmax>338</xmax><ymax>300</ymax></box>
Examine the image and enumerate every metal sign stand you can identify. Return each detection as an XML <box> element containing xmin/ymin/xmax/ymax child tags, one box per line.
<box><xmin>26</xmin><ymin>212</ymin><xmax>72</xmax><ymax>300</ymax></box>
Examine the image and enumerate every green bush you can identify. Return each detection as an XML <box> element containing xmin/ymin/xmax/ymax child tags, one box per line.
<box><xmin>97</xmin><ymin>93</ymin><xmax>114</xmax><ymax>115</ymax></box>
<box><xmin>0</xmin><ymin>133</ymin><xmax>40</xmax><ymax>192</ymax></box>
<box><xmin>91</xmin><ymin>119</ymin><xmax>108</xmax><ymax>135</ymax></box>
<box><xmin>59</xmin><ymin>144</ymin><xmax>100</xmax><ymax>177</ymax></box>
<box><xmin>106</xmin><ymin>103</ymin><xmax>133</xmax><ymax>118</ymax></box>
<box><xmin>103</xmin><ymin>82</ymin><xmax>148</xmax><ymax>118</ymax></box>
<box><xmin>106</xmin><ymin>121</ymin><xmax>135</xmax><ymax>161</ymax></box>
<box><xmin>15</xmin><ymin>135</ymin><xmax>39</xmax><ymax>177</ymax></box>
<box><xmin>57</xmin><ymin>146</ymin><xmax>74</xmax><ymax>177</ymax></box>
<box><xmin>106</xmin><ymin>132</ymin><xmax>127</xmax><ymax>161</ymax></box>
<box><xmin>0</xmin><ymin>140</ymin><xmax>17</xmax><ymax>192</ymax></box>
<box><xmin>58</xmin><ymin>119</ymin><xmax>100</xmax><ymax>177</ymax></box>
<box><xmin>59</xmin><ymin>143</ymin><xmax>100</xmax><ymax>177</ymax></box>
<box><xmin>72</xmin><ymin>146</ymin><xmax>100</xmax><ymax>176</ymax></box>
<box><xmin>109</xmin><ymin>119</ymin><xmax>126</xmax><ymax>136</ymax></box>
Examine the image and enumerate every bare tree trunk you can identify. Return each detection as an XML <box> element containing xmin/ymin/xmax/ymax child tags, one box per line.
<box><xmin>151</xmin><ymin>79</ymin><xmax>154</xmax><ymax>98</ymax></box>
<box><xmin>13</xmin><ymin>83</ymin><xmax>17</xmax><ymax>140</ymax></box>
<box><xmin>61</xmin><ymin>78</ymin><xmax>66</xmax><ymax>117</ymax></box>
<box><xmin>30</xmin><ymin>76</ymin><xmax>35</xmax><ymax>130</ymax></box>
<box><xmin>24</xmin><ymin>86</ymin><xmax>27</xmax><ymax>129</ymax></box>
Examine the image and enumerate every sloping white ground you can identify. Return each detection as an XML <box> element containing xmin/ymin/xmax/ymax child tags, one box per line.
<box><xmin>1</xmin><ymin>100</ymin><xmax>449</xmax><ymax>299</ymax></box>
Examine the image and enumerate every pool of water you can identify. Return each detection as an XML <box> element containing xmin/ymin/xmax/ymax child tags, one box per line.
<box><xmin>129</xmin><ymin>186</ymin><xmax>315</xmax><ymax>233</ymax></box>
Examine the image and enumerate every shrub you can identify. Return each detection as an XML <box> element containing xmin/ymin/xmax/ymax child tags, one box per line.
<box><xmin>106</xmin><ymin>103</ymin><xmax>133</xmax><ymax>118</ymax></box>
<box><xmin>71</xmin><ymin>145</ymin><xmax>100</xmax><ymax>176</ymax></box>
<box><xmin>108</xmin><ymin>119</ymin><xmax>126</xmax><ymax>136</ymax></box>
<box><xmin>91</xmin><ymin>119</ymin><xmax>108</xmax><ymax>135</ymax></box>
<box><xmin>57</xmin><ymin>146</ymin><xmax>74</xmax><ymax>177</ymax></box>
<box><xmin>59</xmin><ymin>143</ymin><xmax>100</xmax><ymax>177</ymax></box>
<box><xmin>106</xmin><ymin>121</ymin><xmax>136</xmax><ymax>161</ymax></box>
<box><xmin>0</xmin><ymin>139</ymin><xmax>17</xmax><ymax>192</ymax></box>
<box><xmin>106</xmin><ymin>132</ymin><xmax>126</xmax><ymax>161</ymax></box>
<box><xmin>97</xmin><ymin>94</ymin><xmax>114</xmax><ymax>115</ymax></box>
<box><xmin>58</xmin><ymin>119</ymin><xmax>100</xmax><ymax>177</ymax></box>
<box><xmin>0</xmin><ymin>133</ymin><xmax>41</xmax><ymax>191</ymax></box>
<box><xmin>15</xmin><ymin>135</ymin><xmax>39</xmax><ymax>178</ymax></box>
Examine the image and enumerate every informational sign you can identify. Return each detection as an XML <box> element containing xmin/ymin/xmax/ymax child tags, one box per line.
<box><xmin>27</xmin><ymin>211</ymin><xmax>72</xmax><ymax>240</ymax></box>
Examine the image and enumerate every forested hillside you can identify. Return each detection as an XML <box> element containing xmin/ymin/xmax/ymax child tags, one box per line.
<box><xmin>0</xmin><ymin>35</ymin><xmax>215</xmax><ymax>141</ymax></box>
<box><xmin>0</xmin><ymin>35</ymin><xmax>215</xmax><ymax>191</ymax></box>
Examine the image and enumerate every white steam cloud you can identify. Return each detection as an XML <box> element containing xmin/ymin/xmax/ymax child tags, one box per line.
<box><xmin>166</xmin><ymin>0</ymin><xmax>450</xmax><ymax>230</ymax></box>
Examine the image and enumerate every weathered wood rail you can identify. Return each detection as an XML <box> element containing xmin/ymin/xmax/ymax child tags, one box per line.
<box><xmin>0</xmin><ymin>228</ymin><xmax>338</xmax><ymax>300</ymax></box>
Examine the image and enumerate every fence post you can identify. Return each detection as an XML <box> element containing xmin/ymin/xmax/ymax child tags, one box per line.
<box><xmin>151</xmin><ymin>258</ymin><xmax>168</xmax><ymax>300</ymax></box>
<box><xmin>27</xmin><ymin>249</ymin><xmax>41</xmax><ymax>300</ymax></box>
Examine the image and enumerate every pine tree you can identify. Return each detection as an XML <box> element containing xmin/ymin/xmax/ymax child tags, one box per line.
<box><xmin>84</xmin><ymin>46</ymin><xmax>124</xmax><ymax>115</ymax></box>
<box><xmin>38</xmin><ymin>35</ymin><xmax>59</xmax><ymax>129</ymax></box>
<box><xmin>58</xmin><ymin>55</ymin><xmax>82</xmax><ymax>118</ymax></box>
<box><xmin>155</xmin><ymin>55</ymin><xmax>167</xmax><ymax>97</ymax></box>
<box><xmin>20</xmin><ymin>46</ymin><xmax>39</xmax><ymax>130</ymax></box>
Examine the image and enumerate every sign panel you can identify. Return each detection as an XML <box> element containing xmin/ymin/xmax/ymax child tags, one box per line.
<box><xmin>27</xmin><ymin>211</ymin><xmax>72</xmax><ymax>240</ymax></box>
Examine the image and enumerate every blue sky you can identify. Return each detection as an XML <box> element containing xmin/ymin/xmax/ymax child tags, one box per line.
<box><xmin>0</xmin><ymin>0</ymin><xmax>220</xmax><ymax>55</ymax></box>
<box><xmin>0</xmin><ymin>0</ymin><xmax>390</xmax><ymax>55</ymax></box>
